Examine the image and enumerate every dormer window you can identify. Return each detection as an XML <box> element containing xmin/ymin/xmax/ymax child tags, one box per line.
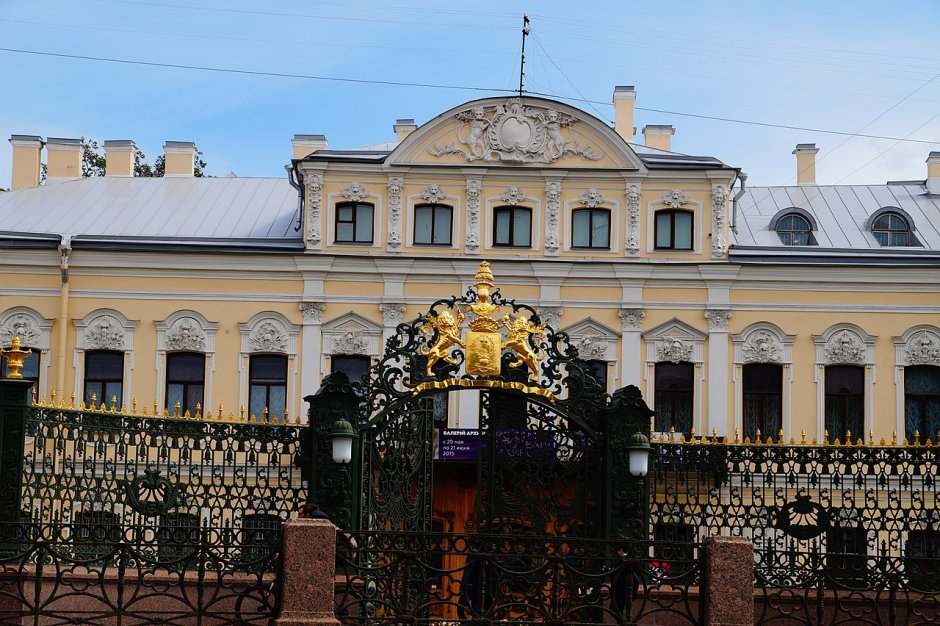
<box><xmin>335</xmin><ymin>202</ymin><xmax>374</xmax><ymax>244</ymax></box>
<box><xmin>654</xmin><ymin>209</ymin><xmax>693</xmax><ymax>250</ymax></box>
<box><xmin>871</xmin><ymin>211</ymin><xmax>916</xmax><ymax>247</ymax></box>
<box><xmin>776</xmin><ymin>213</ymin><xmax>815</xmax><ymax>246</ymax></box>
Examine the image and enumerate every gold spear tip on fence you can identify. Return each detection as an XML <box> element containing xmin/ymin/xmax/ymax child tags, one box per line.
<box><xmin>0</xmin><ymin>336</ymin><xmax>33</xmax><ymax>379</ymax></box>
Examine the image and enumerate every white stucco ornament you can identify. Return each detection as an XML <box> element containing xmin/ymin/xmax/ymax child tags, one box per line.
<box><xmin>905</xmin><ymin>331</ymin><xmax>940</xmax><ymax>366</ymax></box>
<box><xmin>165</xmin><ymin>318</ymin><xmax>207</xmax><ymax>352</ymax></box>
<box><xmin>250</xmin><ymin>322</ymin><xmax>288</xmax><ymax>353</ymax></box>
<box><xmin>825</xmin><ymin>331</ymin><xmax>864</xmax><ymax>365</ymax></box>
<box><xmin>430</xmin><ymin>100</ymin><xmax>603</xmax><ymax>163</ymax></box>
<box><xmin>657</xmin><ymin>337</ymin><xmax>693</xmax><ymax>363</ymax></box>
<box><xmin>742</xmin><ymin>330</ymin><xmax>782</xmax><ymax>363</ymax></box>
<box><xmin>0</xmin><ymin>315</ymin><xmax>40</xmax><ymax>347</ymax></box>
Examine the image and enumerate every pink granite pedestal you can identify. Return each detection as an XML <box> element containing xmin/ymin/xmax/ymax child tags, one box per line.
<box><xmin>703</xmin><ymin>536</ymin><xmax>754</xmax><ymax>626</ymax></box>
<box><xmin>274</xmin><ymin>519</ymin><xmax>341</xmax><ymax>626</ymax></box>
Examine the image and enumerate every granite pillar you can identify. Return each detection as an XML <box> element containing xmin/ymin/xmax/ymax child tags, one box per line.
<box><xmin>274</xmin><ymin>519</ymin><xmax>340</xmax><ymax>626</ymax></box>
<box><xmin>703</xmin><ymin>536</ymin><xmax>754</xmax><ymax>626</ymax></box>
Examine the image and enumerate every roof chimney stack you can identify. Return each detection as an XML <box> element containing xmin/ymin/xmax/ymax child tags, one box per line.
<box><xmin>8</xmin><ymin>135</ymin><xmax>43</xmax><ymax>190</ymax></box>
<box><xmin>104</xmin><ymin>140</ymin><xmax>136</xmax><ymax>177</ymax></box>
<box><xmin>292</xmin><ymin>134</ymin><xmax>328</xmax><ymax>159</ymax></box>
<box><xmin>613</xmin><ymin>86</ymin><xmax>636</xmax><ymax>142</ymax></box>
<box><xmin>394</xmin><ymin>119</ymin><xmax>417</xmax><ymax>141</ymax></box>
<box><xmin>793</xmin><ymin>143</ymin><xmax>819</xmax><ymax>185</ymax></box>
<box><xmin>163</xmin><ymin>141</ymin><xmax>196</xmax><ymax>177</ymax></box>
<box><xmin>45</xmin><ymin>137</ymin><xmax>83</xmax><ymax>184</ymax></box>
<box><xmin>927</xmin><ymin>151</ymin><xmax>940</xmax><ymax>195</ymax></box>
<box><xmin>642</xmin><ymin>125</ymin><xmax>675</xmax><ymax>152</ymax></box>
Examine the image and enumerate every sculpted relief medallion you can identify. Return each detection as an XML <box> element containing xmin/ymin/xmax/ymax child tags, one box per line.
<box><xmin>430</xmin><ymin>99</ymin><xmax>603</xmax><ymax>164</ymax></box>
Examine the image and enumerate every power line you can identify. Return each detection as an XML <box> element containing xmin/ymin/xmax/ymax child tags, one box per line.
<box><xmin>2</xmin><ymin>46</ymin><xmax>938</xmax><ymax>147</ymax></box>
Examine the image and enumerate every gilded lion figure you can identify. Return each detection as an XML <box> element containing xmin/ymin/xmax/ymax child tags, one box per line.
<box><xmin>421</xmin><ymin>309</ymin><xmax>466</xmax><ymax>376</ymax></box>
<box><xmin>502</xmin><ymin>314</ymin><xmax>546</xmax><ymax>377</ymax></box>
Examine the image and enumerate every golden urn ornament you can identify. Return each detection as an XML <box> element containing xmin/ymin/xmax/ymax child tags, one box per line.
<box><xmin>0</xmin><ymin>336</ymin><xmax>33</xmax><ymax>379</ymax></box>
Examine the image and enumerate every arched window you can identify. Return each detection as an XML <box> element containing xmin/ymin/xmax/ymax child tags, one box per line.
<box><xmin>335</xmin><ymin>201</ymin><xmax>374</xmax><ymax>244</ymax></box>
<box><xmin>493</xmin><ymin>206</ymin><xmax>531</xmax><ymax>247</ymax></box>
<box><xmin>249</xmin><ymin>354</ymin><xmax>288</xmax><ymax>421</ymax></box>
<box><xmin>413</xmin><ymin>203</ymin><xmax>453</xmax><ymax>245</ymax></box>
<box><xmin>872</xmin><ymin>211</ymin><xmax>915</xmax><ymax>247</ymax></box>
<box><xmin>824</xmin><ymin>365</ymin><xmax>864</xmax><ymax>441</ymax></box>
<box><xmin>742</xmin><ymin>363</ymin><xmax>783</xmax><ymax>440</ymax></box>
<box><xmin>165</xmin><ymin>352</ymin><xmax>206</xmax><ymax>416</ymax></box>
<box><xmin>905</xmin><ymin>365</ymin><xmax>940</xmax><ymax>441</ymax></box>
<box><xmin>571</xmin><ymin>208</ymin><xmax>611</xmax><ymax>249</ymax></box>
<box><xmin>84</xmin><ymin>350</ymin><xmax>124</xmax><ymax>407</ymax></box>
<box><xmin>654</xmin><ymin>209</ymin><xmax>693</xmax><ymax>250</ymax></box>
<box><xmin>775</xmin><ymin>213</ymin><xmax>815</xmax><ymax>245</ymax></box>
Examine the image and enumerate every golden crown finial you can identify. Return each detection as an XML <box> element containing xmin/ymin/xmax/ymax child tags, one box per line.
<box><xmin>467</xmin><ymin>261</ymin><xmax>500</xmax><ymax>332</ymax></box>
<box><xmin>1</xmin><ymin>336</ymin><xmax>33</xmax><ymax>379</ymax></box>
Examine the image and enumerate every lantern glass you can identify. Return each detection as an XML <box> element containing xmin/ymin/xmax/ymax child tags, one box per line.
<box><xmin>628</xmin><ymin>448</ymin><xmax>650</xmax><ymax>477</ymax></box>
<box><xmin>332</xmin><ymin>435</ymin><xmax>354</xmax><ymax>464</ymax></box>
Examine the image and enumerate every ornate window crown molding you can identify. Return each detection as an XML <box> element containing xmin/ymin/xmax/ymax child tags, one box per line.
<box><xmin>239</xmin><ymin>312</ymin><xmax>298</xmax><ymax>355</ymax></box>
<box><xmin>339</xmin><ymin>182</ymin><xmax>376</xmax><ymax>203</ymax></box>
<box><xmin>495</xmin><ymin>185</ymin><xmax>536</xmax><ymax>206</ymax></box>
<box><xmin>0</xmin><ymin>307</ymin><xmax>52</xmax><ymax>350</ymax></box>
<box><xmin>577</xmin><ymin>188</ymin><xmax>612</xmax><ymax>208</ymax></box>
<box><xmin>562</xmin><ymin>318</ymin><xmax>619</xmax><ymax>362</ymax></box>
<box><xmin>75</xmin><ymin>309</ymin><xmax>137</xmax><ymax>352</ymax></box>
<box><xmin>427</xmin><ymin>99</ymin><xmax>604</xmax><ymax>164</ymax></box>
<box><xmin>732</xmin><ymin>323</ymin><xmax>795</xmax><ymax>365</ymax></box>
<box><xmin>643</xmin><ymin>318</ymin><xmax>706</xmax><ymax>364</ymax></box>
<box><xmin>156</xmin><ymin>311</ymin><xmax>217</xmax><ymax>353</ymax></box>
<box><xmin>814</xmin><ymin>324</ymin><xmax>876</xmax><ymax>366</ymax></box>
<box><xmin>661</xmin><ymin>189</ymin><xmax>690</xmax><ymax>209</ymax></box>
<box><xmin>895</xmin><ymin>326</ymin><xmax>940</xmax><ymax>367</ymax></box>
<box><xmin>419</xmin><ymin>184</ymin><xmax>448</xmax><ymax>204</ymax></box>
<box><xmin>322</xmin><ymin>312</ymin><xmax>383</xmax><ymax>357</ymax></box>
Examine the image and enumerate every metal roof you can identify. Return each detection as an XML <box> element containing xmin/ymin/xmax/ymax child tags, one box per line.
<box><xmin>0</xmin><ymin>176</ymin><xmax>300</xmax><ymax>243</ymax></box>
<box><xmin>732</xmin><ymin>182</ymin><xmax>940</xmax><ymax>254</ymax></box>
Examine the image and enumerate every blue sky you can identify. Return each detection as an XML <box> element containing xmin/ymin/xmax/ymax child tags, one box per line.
<box><xmin>2</xmin><ymin>0</ymin><xmax>939</xmax><ymax>189</ymax></box>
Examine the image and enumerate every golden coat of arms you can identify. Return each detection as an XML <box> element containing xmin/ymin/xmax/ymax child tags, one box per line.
<box><xmin>421</xmin><ymin>261</ymin><xmax>546</xmax><ymax>381</ymax></box>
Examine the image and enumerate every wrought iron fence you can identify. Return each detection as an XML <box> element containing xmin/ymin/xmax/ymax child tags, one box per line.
<box><xmin>21</xmin><ymin>401</ymin><xmax>307</xmax><ymax>528</ymax></box>
<box><xmin>0</xmin><ymin>521</ymin><xmax>281</xmax><ymax>624</ymax></box>
<box><xmin>651</xmin><ymin>440</ymin><xmax>940</xmax><ymax>625</ymax></box>
<box><xmin>335</xmin><ymin>531</ymin><xmax>704</xmax><ymax>626</ymax></box>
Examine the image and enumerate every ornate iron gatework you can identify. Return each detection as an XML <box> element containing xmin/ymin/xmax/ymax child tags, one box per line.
<box><xmin>0</xmin><ymin>521</ymin><xmax>280</xmax><ymax>624</ymax></box>
<box><xmin>335</xmin><ymin>530</ymin><xmax>704</xmax><ymax>626</ymax></box>
<box><xmin>650</xmin><ymin>439</ymin><xmax>940</xmax><ymax>625</ymax></box>
<box><xmin>20</xmin><ymin>402</ymin><xmax>307</xmax><ymax>528</ymax></box>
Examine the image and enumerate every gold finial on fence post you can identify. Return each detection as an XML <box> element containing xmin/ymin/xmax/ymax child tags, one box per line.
<box><xmin>110</xmin><ymin>395</ymin><xmax>118</xmax><ymax>412</ymax></box>
<box><xmin>195</xmin><ymin>402</ymin><xmax>202</xmax><ymax>419</ymax></box>
<box><xmin>801</xmin><ymin>430</ymin><xmax>807</xmax><ymax>445</ymax></box>
<box><xmin>734</xmin><ymin>428</ymin><xmax>740</xmax><ymax>444</ymax></box>
<box><xmin>262</xmin><ymin>407</ymin><xmax>269</xmax><ymax>424</ymax></box>
<box><xmin>69</xmin><ymin>391</ymin><xmax>75</xmax><ymax>409</ymax></box>
<box><xmin>823</xmin><ymin>430</ymin><xmax>829</xmax><ymax>446</ymax></box>
<box><xmin>131</xmin><ymin>397</ymin><xmax>138</xmax><ymax>415</ymax></box>
<box><xmin>174</xmin><ymin>401</ymin><xmax>181</xmax><ymax>417</ymax></box>
<box><xmin>50</xmin><ymin>389</ymin><xmax>56</xmax><ymax>405</ymax></box>
<box><xmin>755</xmin><ymin>429</ymin><xmax>761</xmax><ymax>445</ymax></box>
<box><xmin>869</xmin><ymin>430</ymin><xmax>875</xmax><ymax>446</ymax></box>
<box><xmin>778</xmin><ymin>429</ymin><xmax>785</xmax><ymax>445</ymax></box>
<box><xmin>914</xmin><ymin>431</ymin><xmax>921</xmax><ymax>446</ymax></box>
<box><xmin>284</xmin><ymin>408</ymin><xmax>290</xmax><ymax>424</ymax></box>
<box><xmin>31</xmin><ymin>386</ymin><xmax>37</xmax><ymax>405</ymax></box>
<box><xmin>892</xmin><ymin>430</ymin><xmax>897</xmax><ymax>446</ymax></box>
<box><xmin>845</xmin><ymin>430</ymin><xmax>852</xmax><ymax>446</ymax></box>
<box><xmin>240</xmin><ymin>405</ymin><xmax>246</xmax><ymax>421</ymax></box>
<box><xmin>0</xmin><ymin>336</ymin><xmax>32</xmax><ymax>379</ymax></box>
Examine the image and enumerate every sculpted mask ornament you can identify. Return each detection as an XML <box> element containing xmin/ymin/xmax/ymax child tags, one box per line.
<box><xmin>905</xmin><ymin>331</ymin><xmax>940</xmax><ymax>366</ymax></box>
<box><xmin>657</xmin><ymin>336</ymin><xmax>693</xmax><ymax>364</ymax></box>
<box><xmin>575</xmin><ymin>335</ymin><xmax>608</xmax><ymax>361</ymax></box>
<box><xmin>421</xmin><ymin>184</ymin><xmax>447</xmax><ymax>204</ymax></box>
<box><xmin>742</xmin><ymin>330</ymin><xmax>782</xmax><ymax>364</ymax></box>
<box><xmin>166</xmin><ymin>318</ymin><xmax>207</xmax><ymax>352</ymax></box>
<box><xmin>825</xmin><ymin>331</ymin><xmax>864</xmax><ymax>365</ymax></box>
<box><xmin>332</xmin><ymin>331</ymin><xmax>369</xmax><ymax>355</ymax></box>
<box><xmin>619</xmin><ymin>308</ymin><xmax>644</xmax><ymax>332</ymax></box>
<box><xmin>429</xmin><ymin>99</ymin><xmax>603</xmax><ymax>164</ymax></box>
<box><xmin>340</xmin><ymin>182</ymin><xmax>369</xmax><ymax>202</ymax></box>
<box><xmin>300</xmin><ymin>302</ymin><xmax>325</xmax><ymax>324</ymax></box>
<box><xmin>250</xmin><ymin>322</ymin><xmax>287</xmax><ymax>353</ymax></box>
<box><xmin>496</xmin><ymin>186</ymin><xmax>534</xmax><ymax>206</ymax></box>
<box><xmin>0</xmin><ymin>315</ymin><xmax>40</xmax><ymax>347</ymax></box>
<box><xmin>85</xmin><ymin>316</ymin><xmax>125</xmax><ymax>350</ymax></box>
<box><xmin>662</xmin><ymin>189</ymin><xmax>689</xmax><ymax>209</ymax></box>
<box><xmin>578</xmin><ymin>188</ymin><xmax>610</xmax><ymax>208</ymax></box>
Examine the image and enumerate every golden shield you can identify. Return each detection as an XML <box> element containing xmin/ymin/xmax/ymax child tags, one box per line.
<box><xmin>466</xmin><ymin>331</ymin><xmax>502</xmax><ymax>377</ymax></box>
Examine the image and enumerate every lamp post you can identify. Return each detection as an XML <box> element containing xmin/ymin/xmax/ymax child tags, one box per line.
<box><xmin>329</xmin><ymin>416</ymin><xmax>357</xmax><ymax>464</ymax></box>
<box><xmin>626</xmin><ymin>431</ymin><xmax>653</xmax><ymax>477</ymax></box>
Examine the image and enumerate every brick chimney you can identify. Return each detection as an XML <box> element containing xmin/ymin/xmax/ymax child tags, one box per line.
<box><xmin>394</xmin><ymin>119</ymin><xmax>417</xmax><ymax>141</ymax></box>
<box><xmin>927</xmin><ymin>151</ymin><xmax>940</xmax><ymax>195</ymax></box>
<box><xmin>793</xmin><ymin>143</ymin><xmax>819</xmax><ymax>185</ymax></box>
<box><xmin>292</xmin><ymin>134</ymin><xmax>328</xmax><ymax>159</ymax></box>
<box><xmin>613</xmin><ymin>86</ymin><xmax>636</xmax><ymax>142</ymax></box>
<box><xmin>104</xmin><ymin>140</ymin><xmax>136</xmax><ymax>177</ymax></box>
<box><xmin>46</xmin><ymin>137</ymin><xmax>83</xmax><ymax>183</ymax></box>
<box><xmin>642</xmin><ymin>125</ymin><xmax>675</xmax><ymax>152</ymax></box>
<box><xmin>163</xmin><ymin>141</ymin><xmax>196</xmax><ymax>177</ymax></box>
<box><xmin>8</xmin><ymin>135</ymin><xmax>43</xmax><ymax>190</ymax></box>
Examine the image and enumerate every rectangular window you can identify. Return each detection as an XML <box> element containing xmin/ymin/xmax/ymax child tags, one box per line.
<box><xmin>493</xmin><ymin>206</ymin><xmax>531</xmax><ymax>247</ymax></box>
<box><xmin>84</xmin><ymin>350</ymin><xmax>124</xmax><ymax>408</ymax></box>
<box><xmin>904</xmin><ymin>365</ymin><xmax>940</xmax><ymax>442</ymax></box>
<box><xmin>166</xmin><ymin>352</ymin><xmax>206</xmax><ymax>416</ymax></box>
<box><xmin>742</xmin><ymin>363</ymin><xmax>783</xmax><ymax>441</ymax></box>
<box><xmin>654</xmin><ymin>362</ymin><xmax>694</xmax><ymax>434</ymax></box>
<box><xmin>572</xmin><ymin>209</ymin><xmax>610</xmax><ymax>249</ymax></box>
<box><xmin>331</xmin><ymin>354</ymin><xmax>371</xmax><ymax>383</ymax></box>
<box><xmin>655</xmin><ymin>210</ymin><xmax>693</xmax><ymax>251</ymax></box>
<box><xmin>249</xmin><ymin>354</ymin><xmax>288</xmax><ymax>421</ymax></box>
<box><xmin>585</xmin><ymin>359</ymin><xmax>609</xmax><ymax>391</ymax></box>
<box><xmin>335</xmin><ymin>202</ymin><xmax>374</xmax><ymax>244</ymax></box>
<box><xmin>414</xmin><ymin>204</ymin><xmax>453</xmax><ymax>245</ymax></box>
<box><xmin>825</xmin><ymin>365</ymin><xmax>864</xmax><ymax>442</ymax></box>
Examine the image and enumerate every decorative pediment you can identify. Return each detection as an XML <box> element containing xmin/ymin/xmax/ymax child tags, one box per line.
<box><xmin>387</xmin><ymin>96</ymin><xmax>645</xmax><ymax>170</ymax></box>
<box><xmin>75</xmin><ymin>309</ymin><xmax>137</xmax><ymax>352</ymax></box>
<box><xmin>895</xmin><ymin>326</ymin><xmax>940</xmax><ymax>367</ymax></box>
<box><xmin>642</xmin><ymin>318</ymin><xmax>706</xmax><ymax>364</ymax></box>
<box><xmin>814</xmin><ymin>324</ymin><xmax>875</xmax><ymax>366</ymax></box>
<box><xmin>0</xmin><ymin>307</ymin><xmax>52</xmax><ymax>349</ymax></box>
<box><xmin>239</xmin><ymin>312</ymin><xmax>298</xmax><ymax>355</ymax></box>
<box><xmin>732</xmin><ymin>323</ymin><xmax>795</xmax><ymax>365</ymax></box>
<box><xmin>156</xmin><ymin>310</ymin><xmax>218</xmax><ymax>353</ymax></box>
<box><xmin>562</xmin><ymin>318</ymin><xmax>619</xmax><ymax>362</ymax></box>
<box><xmin>322</xmin><ymin>312</ymin><xmax>383</xmax><ymax>356</ymax></box>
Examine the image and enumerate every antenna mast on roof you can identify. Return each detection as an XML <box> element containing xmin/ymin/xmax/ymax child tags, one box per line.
<box><xmin>518</xmin><ymin>14</ymin><xmax>530</xmax><ymax>97</ymax></box>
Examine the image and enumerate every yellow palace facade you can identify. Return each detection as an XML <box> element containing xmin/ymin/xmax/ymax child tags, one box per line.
<box><xmin>2</xmin><ymin>86</ymin><xmax>939</xmax><ymax>444</ymax></box>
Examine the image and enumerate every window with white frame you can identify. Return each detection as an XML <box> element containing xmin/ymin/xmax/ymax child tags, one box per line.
<box><xmin>413</xmin><ymin>203</ymin><xmax>453</xmax><ymax>246</ymax></box>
